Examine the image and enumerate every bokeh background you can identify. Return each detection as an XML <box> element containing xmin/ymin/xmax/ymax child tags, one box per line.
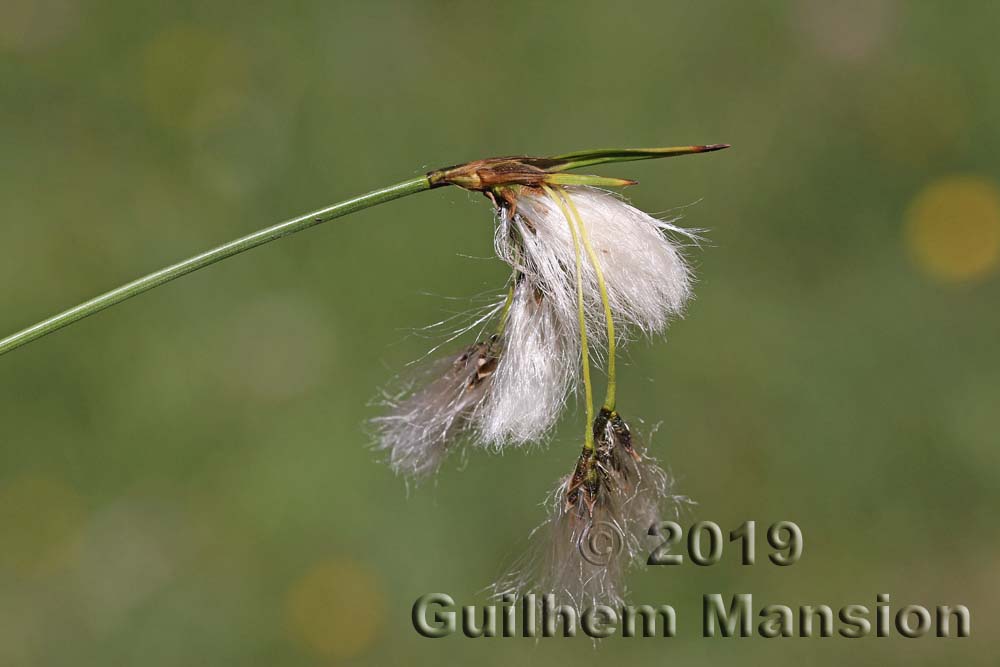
<box><xmin>2</xmin><ymin>1</ymin><xmax>998</xmax><ymax>664</ymax></box>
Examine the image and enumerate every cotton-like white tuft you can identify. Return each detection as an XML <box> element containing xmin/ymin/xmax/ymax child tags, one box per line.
<box><xmin>496</xmin><ymin>186</ymin><xmax>696</xmax><ymax>348</ymax></box>
<box><xmin>372</xmin><ymin>277</ymin><xmax>580</xmax><ymax>475</ymax></box>
<box><xmin>473</xmin><ymin>279</ymin><xmax>577</xmax><ymax>447</ymax></box>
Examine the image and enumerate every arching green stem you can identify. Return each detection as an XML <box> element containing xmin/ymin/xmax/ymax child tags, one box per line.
<box><xmin>0</xmin><ymin>176</ymin><xmax>431</xmax><ymax>357</ymax></box>
<box><xmin>543</xmin><ymin>184</ymin><xmax>595</xmax><ymax>452</ymax></box>
<box><xmin>563</xmin><ymin>190</ymin><xmax>617</xmax><ymax>412</ymax></box>
<box><xmin>494</xmin><ymin>278</ymin><xmax>517</xmax><ymax>337</ymax></box>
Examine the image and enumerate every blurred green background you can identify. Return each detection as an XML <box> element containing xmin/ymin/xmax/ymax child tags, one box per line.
<box><xmin>2</xmin><ymin>1</ymin><xmax>998</xmax><ymax>664</ymax></box>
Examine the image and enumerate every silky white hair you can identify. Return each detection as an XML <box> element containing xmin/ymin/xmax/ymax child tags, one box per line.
<box><xmin>473</xmin><ymin>279</ymin><xmax>578</xmax><ymax>447</ymax></box>
<box><xmin>372</xmin><ymin>278</ymin><xmax>578</xmax><ymax>476</ymax></box>
<box><xmin>496</xmin><ymin>186</ymin><xmax>696</xmax><ymax>349</ymax></box>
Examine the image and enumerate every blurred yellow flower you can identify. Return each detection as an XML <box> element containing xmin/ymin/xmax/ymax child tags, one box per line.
<box><xmin>285</xmin><ymin>559</ymin><xmax>383</xmax><ymax>660</ymax></box>
<box><xmin>905</xmin><ymin>176</ymin><xmax>1000</xmax><ymax>283</ymax></box>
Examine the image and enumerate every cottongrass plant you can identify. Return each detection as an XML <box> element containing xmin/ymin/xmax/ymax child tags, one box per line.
<box><xmin>374</xmin><ymin>149</ymin><xmax>726</xmax><ymax>609</ymax></box>
<box><xmin>0</xmin><ymin>143</ymin><xmax>727</xmax><ymax>611</ymax></box>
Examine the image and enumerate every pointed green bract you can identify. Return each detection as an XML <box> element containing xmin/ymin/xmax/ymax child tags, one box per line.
<box><xmin>543</xmin><ymin>144</ymin><xmax>730</xmax><ymax>173</ymax></box>
<box><xmin>544</xmin><ymin>173</ymin><xmax>638</xmax><ymax>188</ymax></box>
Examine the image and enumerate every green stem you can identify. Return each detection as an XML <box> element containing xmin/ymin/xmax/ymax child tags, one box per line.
<box><xmin>494</xmin><ymin>277</ymin><xmax>517</xmax><ymax>337</ymax></box>
<box><xmin>0</xmin><ymin>176</ymin><xmax>431</xmax><ymax>357</ymax></box>
<box><xmin>564</xmin><ymin>190</ymin><xmax>616</xmax><ymax>412</ymax></box>
<box><xmin>543</xmin><ymin>184</ymin><xmax>595</xmax><ymax>452</ymax></box>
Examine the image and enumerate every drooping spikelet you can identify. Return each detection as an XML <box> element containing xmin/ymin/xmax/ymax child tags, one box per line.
<box><xmin>371</xmin><ymin>334</ymin><xmax>501</xmax><ymax>478</ymax></box>
<box><xmin>372</xmin><ymin>277</ymin><xmax>579</xmax><ymax>477</ymax></box>
<box><xmin>496</xmin><ymin>186</ymin><xmax>697</xmax><ymax>346</ymax></box>
<box><xmin>494</xmin><ymin>415</ymin><xmax>678</xmax><ymax>611</ymax></box>
<box><xmin>473</xmin><ymin>279</ymin><xmax>577</xmax><ymax>447</ymax></box>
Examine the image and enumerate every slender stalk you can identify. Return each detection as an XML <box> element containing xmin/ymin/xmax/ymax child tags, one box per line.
<box><xmin>494</xmin><ymin>278</ymin><xmax>517</xmax><ymax>337</ymax></box>
<box><xmin>543</xmin><ymin>184</ymin><xmax>595</xmax><ymax>451</ymax></box>
<box><xmin>563</xmin><ymin>191</ymin><xmax>617</xmax><ymax>411</ymax></box>
<box><xmin>0</xmin><ymin>176</ymin><xmax>431</xmax><ymax>357</ymax></box>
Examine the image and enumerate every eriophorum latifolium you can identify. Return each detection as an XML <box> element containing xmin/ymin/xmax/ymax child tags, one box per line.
<box><xmin>0</xmin><ymin>142</ymin><xmax>728</xmax><ymax>613</ymax></box>
<box><xmin>371</xmin><ymin>145</ymin><xmax>728</xmax><ymax>611</ymax></box>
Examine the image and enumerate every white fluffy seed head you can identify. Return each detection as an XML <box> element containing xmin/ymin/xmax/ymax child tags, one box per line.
<box><xmin>496</xmin><ymin>186</ymin><xmax>697</xmax><ymax>348</ymax></box>
<box><xmin>473</xmin><ymin>279</ymin><xmax>577</xmax><ymax>448</ymax></box>
<box><xmin>372</xmin><ymin>277</ymin><xmax>579</xmax><ymax>476</ymax></box>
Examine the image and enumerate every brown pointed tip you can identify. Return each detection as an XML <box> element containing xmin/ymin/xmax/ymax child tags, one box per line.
<box><xmin>702</xmin><ymin>143</ymin><xmax>731</xmax><ymax>152</ymax></box>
